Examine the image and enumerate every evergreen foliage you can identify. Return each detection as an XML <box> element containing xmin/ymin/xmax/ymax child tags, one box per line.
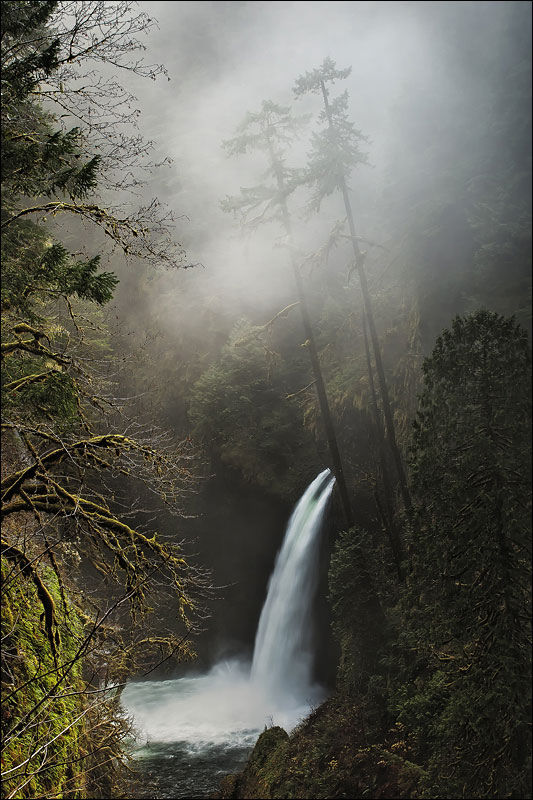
<box><xmin>1</xmin><ymin>3</ymin><xmax>209</xmax><ymax>796</ymax></box>
<box><xmin>2</xmin><ymin>222</ymin><xmax>117</xmax><ymax>318</ymax></box>
<box><xmin>1</xmin><ymin>1</ymin><xmax>61</xmax><ymax>103</ymax></box>
<box><xmin>223</xmin><ymin>311</ymin><xmax>531</xmax><ymax>799</ymax></box>
<box><xmin>294</xmin><ymin>57</ymin><xmax>413</xmax><ymax>523</ymax></box>
<box><xmin>3</xmin><ymin>3</ymin><xmax>528</xmax><ymax>797</ymax></box>
<box><xmin>294</xmin><ymin>57</ymin><xmax>369</xmax><ymax>213</ymax></box>
<box><xmin>468</xmin><ymin>6</ymin><xmax>532</xmax><ymax>326</ymax></box>
<box><xmin>328</xmin><ymin>527</ymin><xmax>386</xmax><ymax>699</ymax></box>
<box><xmin>189</xmin><ymin>319</ymin><xmax>317</xmax><ymax>498</ymax></box>
<box><xmin>221</xmin><ymin>100</ymin><xmax>308</xmax><ymax>226</ymax></box>
<box><xmin>379</xmin><ymin>2</ymin><xmax>531</xmax><ymax>344</ymax></box>
<box><xmin>393</xmin><ymin>310</ymin><xmax>532</xmax><ymax>798</ymax></box>
<box><xmin>221</xmin><ymin>98</ymin><xmax>355</xmax><ymax>525</ymax></box>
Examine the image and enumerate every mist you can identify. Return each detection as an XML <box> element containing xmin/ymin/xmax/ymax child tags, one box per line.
<box><xmin>3</xmin><ymin>3</ymin><xmax>529</xmax><ymax>796</ymax></box>
<box><xmin>98</xmin><ymin>0</ymin><xmax>530</xmax><ymax>664</ymax></box>
<box><xmin>106</xmin><ymin>1</ymin><xmax>523</xmax><ymax>330</ymax></box>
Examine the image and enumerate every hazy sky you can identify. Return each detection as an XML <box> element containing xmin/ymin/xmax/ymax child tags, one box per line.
<box><xmin>114</xmin><ymin>1</ymin><xmax>519</xmax><ymax>330</ymax></box>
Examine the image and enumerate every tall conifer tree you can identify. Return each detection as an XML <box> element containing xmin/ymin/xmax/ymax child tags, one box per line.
<box><xmin>221</xmin><ymin>101</ymin><xmax>354</xmax><ymax>526</ymax></box>
<box><xmin>294</xmin><ymin>58</ymin><xmax>412</xmax><ymax>520</ymax></box>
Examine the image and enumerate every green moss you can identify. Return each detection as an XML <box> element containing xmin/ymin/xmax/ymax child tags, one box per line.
<box><xmin>1</xmin><ymin>557</ymin><xmax>86</xmax><ymax>799</ymax></box>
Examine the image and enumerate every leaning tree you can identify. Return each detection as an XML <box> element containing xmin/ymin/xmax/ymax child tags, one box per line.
<box><xmin>221</xmin><ymin>99</ymin><xmax>354</xmax><ymax>526</ymax></box>
<box><xmin>294</xmin><ymin>58</ymin><xmax>412</xmax><ymax>531</ymax></box>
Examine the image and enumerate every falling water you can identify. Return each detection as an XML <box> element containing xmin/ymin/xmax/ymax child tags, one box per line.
<box><xmin>251</xmin><ymin>468</ymin><xmax>335</xmax><ymax>703</ymax></box>
<box><xmin>121</xmin><ymin>469</ymin><xmax>335</xmax><ymax>798</ymax></box>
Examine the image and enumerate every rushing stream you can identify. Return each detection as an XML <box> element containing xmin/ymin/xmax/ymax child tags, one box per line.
<box><xmin>121</xmin><ymin>469</ymin><xmax>335</xmax><ymax>798</ymax></box>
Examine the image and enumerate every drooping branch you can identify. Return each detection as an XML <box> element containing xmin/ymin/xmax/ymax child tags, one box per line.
<box><xmin>1</xmin><ymin>199</ymin><xmax>186</xmax><ymax>270</ymax></box>
<box><xmin>1</xmin><ymin>539</ymin><xmax>60</xmax><ymax>661</ymax></box>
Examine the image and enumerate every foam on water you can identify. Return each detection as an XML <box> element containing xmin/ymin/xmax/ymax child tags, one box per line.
<box><xmin>122</xmin><ymin>659</ymin><xmax>325</xmax><ymax>754</ymax></box>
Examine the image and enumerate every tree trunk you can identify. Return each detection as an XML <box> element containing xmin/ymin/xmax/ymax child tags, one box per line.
<box><xmin>267</xmin><ymin>139</ymin><xmax>354</xmax><ymax>528</ymax></box>
<box><xmin>291</xmin><ymin>260</ymin><xmax>354</xmax><ymax>528</ymax></box>
<box><xmin>363</xmin><ymin>313</ymin><xmax>404</xmax><ymax>579</ymax></box>
<box><xmin>319</xmin><ymin>80</ymin><xmax>412</xmax><ymax>518</ymax></box>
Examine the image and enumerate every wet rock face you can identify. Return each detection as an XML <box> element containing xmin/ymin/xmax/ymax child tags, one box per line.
<box><xmin>214</xmin><ymin>697</ymin><xmax>428</xmax><ymax>800</ymax></box>
<box><xmin>216</xmin><ymin>773</ymin><xmax>240</xmax><ymax>799</ymax></box>
<box><xmin>247</xmin><ymin>726</ymin><xmax>290</xmax><ymax>768</ymax></box>
<box><xmin>215</xmin><ymin>726</ymin><xmax>289</xmax><ymax>799</ymax></box>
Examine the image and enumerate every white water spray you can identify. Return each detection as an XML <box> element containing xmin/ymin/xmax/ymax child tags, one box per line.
<box><xmin>121</xmin><ymin>469</ymin><xmax>335</xmax><ymax>752</ymax></box>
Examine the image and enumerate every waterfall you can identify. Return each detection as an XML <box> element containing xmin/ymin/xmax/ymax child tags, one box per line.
<box><xmin>251</xmin><ymin>468</ymin><xmax>335</xmax><ymax>704</ymax></box>
<box><xmin>121</xmin><ymin>468</ymin><xmax>335</xmax><ymax>773</ymax></box>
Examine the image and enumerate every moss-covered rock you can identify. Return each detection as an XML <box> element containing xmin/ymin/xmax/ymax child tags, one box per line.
<box><xmin>1</xmin><ymin>556</ymin><xmax>87</xmax><ymax>799</ymax></box>
<box><xmin>215</xmin><ymin>698</ymin><xmax>426</xmax><ymax>799</ymax></box>
<box><xmin>248</xmin><ymin>726</ymin><xmax>290</xmax><ymax>768</ymax></box>
<box><xmin>218</xmin><ymin>726</ymin><xmax>290</xmax><ymax>799</ymax></box>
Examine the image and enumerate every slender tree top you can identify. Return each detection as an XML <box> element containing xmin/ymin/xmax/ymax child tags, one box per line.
<box><xmin>221</xmin><ymin>100</ymin><xmax>308</xmax><ymax>228</ymax></box>
<box><xmin>222</xmin><ymin>100</ymin><xmax>308</xmax><ymax>157</ymax></box>
<box><xmin>293</xmin><ymin>57</ymin><xmax>369</xmax><ymax>212</ymax></box>
<box><xmin>293</xmin><ymin>56</ymin><xmax>351</xmax><ymax>96</ymax></box>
